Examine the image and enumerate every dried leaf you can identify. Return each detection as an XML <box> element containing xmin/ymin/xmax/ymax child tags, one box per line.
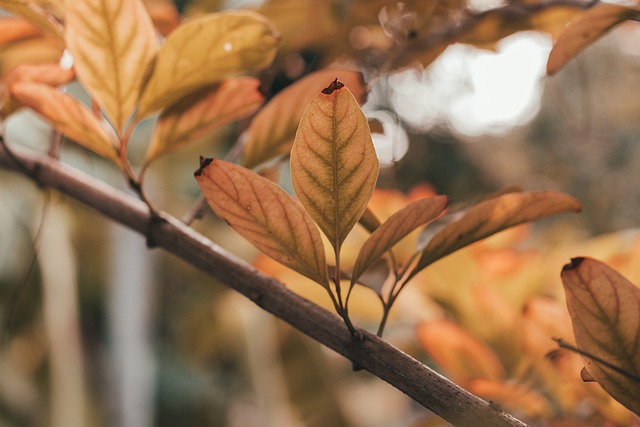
<box><xmin>547</xmin><ymin>3</ymin><xmax>640</xmax><ymax>75</ymax></box>
<box><xmin>561</xmin><ymin>257</ymin><xmax>640</xmax><ymax>415</ymax></box>
<box><xmin>65</xmin><ymin>0</ymin><xmax>158</xmax><ymax>132</ymax></box>
<box><xmin>359</xmin><ymin>206</ymin><xmax>382</xmax><ymax>234</ymax></box>
<box><xmin>195</xmin><ymin>158</ymin><xmax>329</xmax><ymax>288</ymax></box>
<box><xmin>0</xmin><ymin>37</ymin><xmax>63</xmax><ymax>77</ymax></box>
<box><xmin>351</xmin><ymin>196</ymin><xmax>447</xmax><ymax>283</ymax></box>
<box><xmin>11</xmin><ymin>81</ymin><xmax>118</xmax><ymax>161</ymax></box>
<box><xmin>242</xmin><ymin>69</ymin><xmax>365</xmax><ymax>169</ymax></box>
<box><xmin>290</xmin><ymin>79</ymin><xmax>379</xmax><ymax>251</ymax></box>
<box><xmin>137</xmin><ymin>11</ymin><xmax>279</xmax><ymax>118</ymax></box>
<box><xmin>143</xmin><ymin>0</ymin><xmax>180</xmax><ymax>36</ymax></box>
<box><xmin>411</xmin><ymin>191</ymin><xmax>581</xmax><ymax>276</ymax></box>
<box><xmin>0</xmin><ymin>0</ymin><xmax>64</xmax><ymax>42</ymax></box>
<box><xmin>416</xmin><ymin>319</ymin><xmax>506</xmax><ymax>386</ymax></box>
<box><xmin>146</xmin><ymin>77</ymin><xmax>263</xmax><ymax>164</ymax></box>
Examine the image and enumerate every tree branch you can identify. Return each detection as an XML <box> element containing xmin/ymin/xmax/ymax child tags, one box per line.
<box><xmin>0</xmin><ymin>144</ymin><xmax>529</xmax><ymax>427</ymax></box>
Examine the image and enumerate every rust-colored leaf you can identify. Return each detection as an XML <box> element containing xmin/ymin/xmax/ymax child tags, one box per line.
<box><xmin>0</xmin><ymin>17</ymin><xmax>42</xmax><ymax>46</ymax></box>
<box><xmin>65</xmin><ymin>0</ymin><xmax>158</xmax><ymax>132</ymax></box>
<box><xmin>351</xmin><ymin>196</ymin><xmax>448</xmax><ymax>283</ymax></box>
<box><xmin>242</xmin><ymin>69</ymin><xmax>366</xmax><ymax>169</ymax></box>
<box><xmin>547</xmin><ymin>3</ymin><xmax>640</xmax><ymax>75</ymax></box>
<box><xmin>195</xmin><ymin>158</ymin><xmax>329</xmax><ymax>288</ymax></box>
<box><xmin>0</xmin><ymin>0</ymin><xmax>64</xmax><ymax>42</ymax></box>
<box><xmin>143</xmin><ymin>0</ymin><xmax>180</xmax><ymax>36</ymax></box>
<box><xmin>11</xmin><ymin>82</ymin><xmax>118</xmax><ymax>161</ymax></box>
<box><xmin>411</xmin><ymin>191</ymin><xmax>581</xmax><ymax>276</ymax></box>
<box><xmin>561</xmin><ymin>257</ymin><xmax>640</xmax><ymax>415</ymax></box>
<box><xmin>416</xmin><ymin>319</ymin><xmax>506</xmax><ymax>386</ymax></box>
<box><xmin>146</xmin><ymin>77</ymin><xmax>263</xmax><ymax>164</ymax></box>
<box><xmin>137</xmin><ymin>11</ymin><xmax>279</xmax><ymax>118</ymax></box>
<box><xmin>290</xmin><ymin>79</ymin><xmax>379</xmax><ymax>251</ymax></box>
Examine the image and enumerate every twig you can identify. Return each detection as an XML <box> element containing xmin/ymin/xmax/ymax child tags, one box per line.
<box><xmin>0</xmin><ymin>146</ymin><xmax>530</xmax><ymax>427</ymax></box>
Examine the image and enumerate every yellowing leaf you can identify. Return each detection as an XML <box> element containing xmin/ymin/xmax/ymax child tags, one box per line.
<box><xmin>290</xmin><ymin>79</ymin><xmax>379</xmax><ymax>251</ymax></box>
<box><xmin>547</xmin><ymin>3</ymin><xmax>640</xmax><ymax>75</ymax></box>
<box><xmin>561</xmin><ymin>257</ymin><xmax>640</xmax><ymax>415</ymax></box>
<box><xmin>195</xmin><ymin>158</ymin><xmax>329</xmax><ymax>288</ymax></box>
<box><xmin>242</xmin><ymin>69</ymin><xmax>365</xmax><ymax>169</ymax></box>
<box><xmin>351</xmin><ymin>195</ymin><xmax>448</xmax><ymax>283</ymax></box>
<box><xmin>11</xmin><ymin>82</ymin><xmax>118</xmax><ymax>161</ymax></box>
<box><xmin>146</xmin><ymin>77</ymin><xmax>263</xmax><ymax>164</ymax></box>
<box><xmin>137</xmin><ymin>11</ymin><xmax>279</xmax><ymax>118</ymax></box>
<box><xmin>411</xmin><ymin>191</ymin><xmax>581</xmax><ymax>276</ymax></box>
<box><xmin>65</xmin><ymin>0</ymin><xmax>158</xmax><ymax>132</ymax></box>
<box><xmin>0</xmin><ymin>0</ymin><xmax>64</xmax><ymax>42</ymax></box>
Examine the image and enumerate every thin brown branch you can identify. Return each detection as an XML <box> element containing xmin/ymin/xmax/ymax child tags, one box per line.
<box><xmin>0</xmin><ymin>145</ymin><xmax>530</xmax><ymax>427</ymax></box>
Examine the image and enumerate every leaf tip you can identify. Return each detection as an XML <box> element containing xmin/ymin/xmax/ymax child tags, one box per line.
<box><xmin>563</xmin><ymin>257</ymin><xmax>585</xmax><ymax>272</ymax></box>
<box><xmin>195</xmin><ymin>156</ymin><xmax>214</xmax><ymax>177</ymax></box>
<box><xmin>321</xmin><ymin>78</ymin><xmax>344</xmax><ymax>95</ymax></box>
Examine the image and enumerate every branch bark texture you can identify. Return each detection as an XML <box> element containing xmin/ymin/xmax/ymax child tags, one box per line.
<box><xmin>0</xmin><ymin>145</ymin><xmax>529</xmax><ymax>427</ymax></box>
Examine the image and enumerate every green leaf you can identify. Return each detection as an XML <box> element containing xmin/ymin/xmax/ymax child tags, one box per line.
<box><xmin>290</xmin><ymin>79</ymin><xmax>379</xmax><ymax>251</ymax></box>
<box><xmin>137</xmin><ymin>11</ymin><xmax>279</xmax><ymax>118</ymax></box>
<box><xmin>145</xmin><ymin>77</ymin><xmax>263</xmax><ymax>165</ymax></box>
<box><xmin>547</xmin><ymin>3</ymin><xmax>640</xmax><ymax>75</ymax></box>
<box><xmin>352</xmin><ymin>196</ymin><xmax>448</xmax><ymax>283</ymax></box>
<box><xmin>410</xmin><ymin>191</ymin><xmax>581</xmax><ymax>277</ymax></box>
<box><xmin>242</xmin><ymin>69</ymin><xmax>365</xmax><ymax>169</ymax></box>
<box><xmin>65</xmin><ymin>0</ymin><xmax>158</xmax><ymax>133</ymax></box>
<box><xmin>561</xmin><ymin>257</ymin><xmax>640</xmax><ymax>416</ymax></box>
<box><xmin>195</xmin><ymin>158</ymin><xmax>329</xmax><ymax>288</ymax></box>
<box><xmin>11</xmin><ymin>81</ymin><xmax>119</xmax><ymax>162</ymax></box>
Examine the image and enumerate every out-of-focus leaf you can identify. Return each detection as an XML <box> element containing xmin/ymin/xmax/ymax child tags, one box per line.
<box><xmin>143</xmin><ymin>0</ymin><xmax>180</xmax><ymax>36</ymax></box>
<box><xmin>351</xmin><ymin>196</ymin><xmax>448</xmax><ymax>283</ymax></box>
<box><xmin>65</xmin><ymin>0</ymin><xmax>158</xmax><ymax>133</ymax></box>
<box><xmin>561</xmin><ymin>257</ymin><xmax>640</xmax><ymax>415</ymax></box>
<box><xmin>355</xmin><ymin>258</ymin><xmax>390</xmax><ymax>295</ymax></box>
<box><xmin>11</xmin><ymin>82</ymin><xmax>118</xmax><ymax>161</ymax></box>
<box><xmin>416</xmin><ymin>319</ymin><xmax>506</xmax><ymax>386</ymax></box>
<box><xmin>0</xmin><ymin>17</ymin><xmax>42</xmax><ymax>45</ymax></box>
<box><xmin>0</xmin><ymin>0</ymin><xmax>63</xmax><ymax>42</ymax></box>
<box><xmin>547</xmin><ymin>4</ymin><xmax>640</xmax><ymax>75</ymax></box>
<box><xmin>0</xmin><ymin>37</ymin><xmax>63</xmax><ymax>77</ymax></box>
<box><xmin>411</xmin><ymin>191</ymin><xmax>581</xmax><ymax>277</ymax></box>
<box><xmin>137</xmin><ymin>11</ymin><xmax>279</xmax><ymax>118</ymax></box>
<box><xmin>2</xmin><ymin>62</ymin><xmax>74</xmax><ymax>117</ymax></box>
<box><xmin>290</xmin><ymin>79</ymin><xmax>379</xmax><ymax>251</ymax></box>
<box><xmin>146</xmin><ymin>77</ymin><xmax>263</xmax><ymax>164</ymax></box>
<box><xmin>468</xmin><ymin>379</ymin><xmax>552</xmax><ymax>418</ymax></box>
<box><xmin>195</xmin><ymin>158</ymin><xmax>329</xmax><ymax>288</ymax></box>
<box><xmin>242</xmin><ymin>69</ymin><xmax>365</xmax><ymax>169</ymax></box>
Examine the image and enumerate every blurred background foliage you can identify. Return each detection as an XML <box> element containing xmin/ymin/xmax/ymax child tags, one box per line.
<box><xmin>2</xmin><ymin>0</ymin><xmax>640</xmax><ymax>426</ymax></box>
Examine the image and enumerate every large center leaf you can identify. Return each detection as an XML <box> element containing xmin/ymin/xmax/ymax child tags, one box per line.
<box><xmin>290</xmin><ymin>80</ymin><xmax>379</xmax><ymax>251</ymax></box>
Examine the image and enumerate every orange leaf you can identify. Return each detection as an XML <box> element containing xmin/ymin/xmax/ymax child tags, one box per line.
<box><xmin>145</xmin><ymin>77</ymin><xmax>264</xmax><ymax>164</ymax></box>
<box><xmin>351</xmin><ymin>195</ymin><xmax>448</xmax><ymax>283</ymax></box>
<box><xmin>561</xmin><ymin>257</ymin><xmax>640</xmax><ymax>416</ymax></box>
<box><xmin>467</xmin><ymin>379</ymin><xmax>552</xmax><ymax>418</ymax></box>
<box><xmin>416</xmin><ymin>319</ymin><xmax>506</xmax><ymax>386</ymax></box>
<box><xmin>0</xmin><ymin>0</ymin><xmax>64</xmax><ymax>42</ymax></box>
<box><xmin>547</xmin><ymin>3</ymin><xmax>640</xmax><ymax>75</ymax></box>
<box><xmin>11</xmin><ymin>82</ymin><xmax>118</xmax><ymax>161</ymax></box>
<box><xmin>195</xmin><ymin>158</ymin><xmax>329</xmax><ymax>288</ymax></box>
<box><xmin>0</xmin><ymin>17</ymin><xmax>41</xmax><ymax>46</ymax></box>
<box><xmin>411</xmin><ymin>191</ymin><xmax>581</xmax><ymax>277</ymax></box>
<box><xmin>242</xmin><ymin>69</ymin><xmax>366</xmax><ymax>169</ymax></box>
<box><xmin>143</xmin><ymin>0</ymin><xmax>180</xmax><ymax>36</ymax></box>
<box><xmin>290</xmin><ymin>79</ymin><xmax>379</xmax><ymax>251</ymax></box>
<box><xmin>65</xmin><ymin>0</ymin><xmax>158</xmax><ymax>132</ymax></box>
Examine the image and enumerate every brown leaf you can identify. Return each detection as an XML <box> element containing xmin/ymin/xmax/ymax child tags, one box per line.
<box><xmin>143</xmin><ymin>0</ymin><xmax>180</xmax><ymax>36</ymax></box>
<box><xmin>411</xmin><ymin>191</ymin><xmax>581</xmax><ymax>277</ymax></box>
<box><xmin>195</xmin><ymin>158</ymin><xmax>329</xmax><ymax>288</ymax></box>
<box><xmin>146</xmin><ymin>77</ymin><xmax>263</xmax><ymax>164</ymax></box>
<box><xmin>242</xmin><ymin>69</ymin><xmax>366</xmax><ymax>169</ymax></box>
<box><xmin>0</xmin><ymin>17</ymin><xmax>42</xmax><ymax>46</ymax></box>
<box><xmin>561</xmin><ymin>257</ymin><xmax>640</xmax><ymax>415</ymax></box>
<box><xmin>11</xmin><ymin>81</ymin><xmax>119</xmax><ymax>161</ymax></box>
<box><xmin>290</xmin><ymin>79</ymin><xmax>379</xmax><ymax>251</ymax></box>
<box><xmin>547</xmin><ymin>3</ymin><xmax>640</xmax><ymax>75</ymax></box>
<box><xmin>65</xmin><ymin>0</ymin><xmax>158</xmax><ymax>132</ymax></box>
<box><xmin>351</xmin><ymin>195</ymin><xmax>448</xmax><ymax>283</ymax></box>
<box><xmin>137</xmin><ymin>11</ymin><xmax>279</xmax><ymax>118</ymax></box>
<box><xmin>0</xmin><ymin>0</ymin><xmax>64</xmax><ymax>42</ymax></box>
